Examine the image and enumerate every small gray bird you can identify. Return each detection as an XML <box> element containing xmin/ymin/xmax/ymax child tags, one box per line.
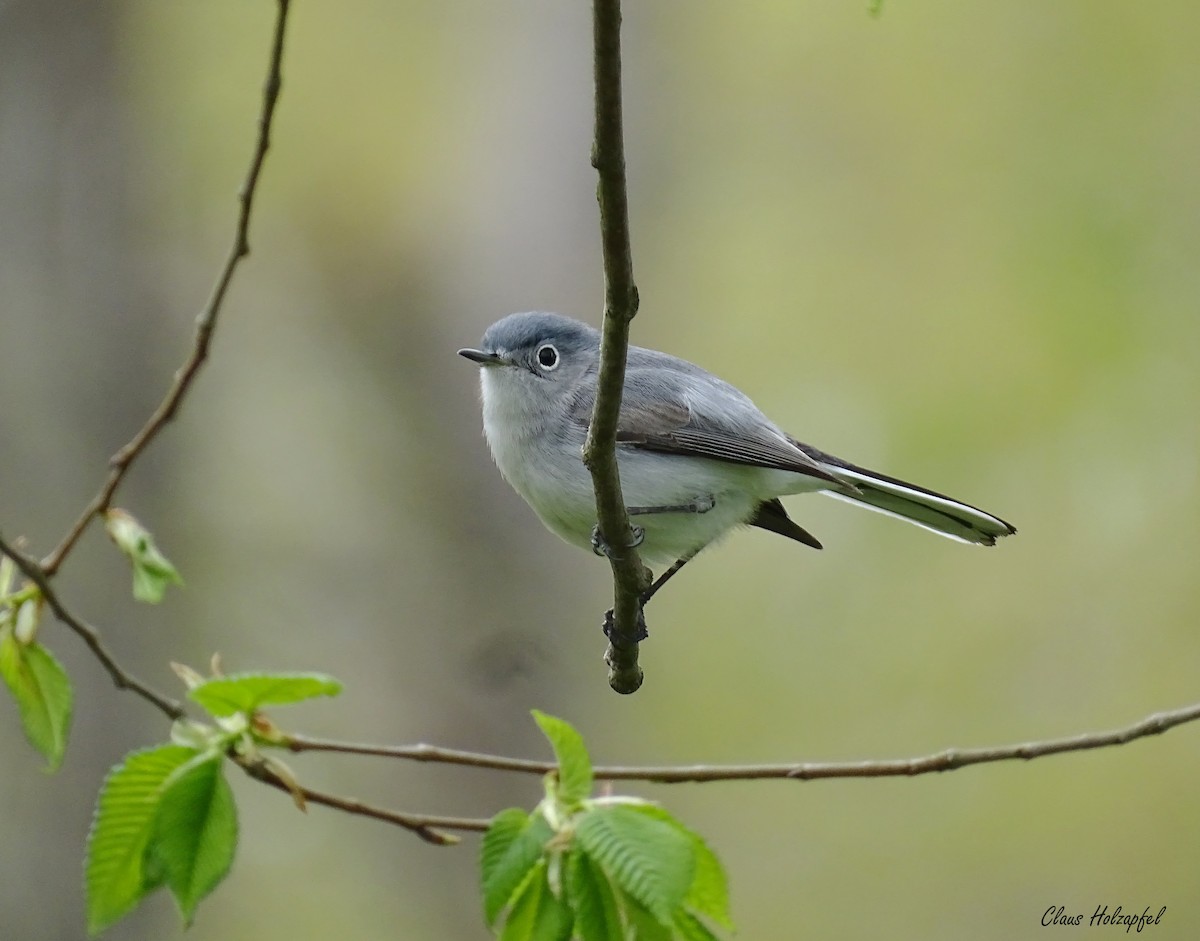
<box><xmin>460</xmin><ymin>312</ymin><xmax>1014</xmax><ymax>594</ymax></box>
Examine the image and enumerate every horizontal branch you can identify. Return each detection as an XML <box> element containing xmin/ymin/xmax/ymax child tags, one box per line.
<box><xmin>286</xmin><ymin>699</ymin><xmax>1200</xmax><ymax>783</ymax></box>
<box><xmin>40</xmin><ymin>0</ymin><xmax>292</xmax><ymax>578</ymax></box>
<box><xmin>236</xmin><ymin>754</ymin><xmax>489</xmax><ymax>846</ymax></box>
<box><xmin>0</xmin><ymin>532</ymin><xmax>185</xmax><ymax>721</ymax></box>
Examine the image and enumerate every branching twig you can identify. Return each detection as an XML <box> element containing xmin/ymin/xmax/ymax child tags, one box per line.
<box><xmin>285</xmin><ymin>700</ymin><xmax>1200</xmax><ymax>782</ymax></box>
<box><xmin>236</xmin><ymin>754</ymin><xmax>488</xmax><ymax>846</ymax></box>
<box><xmin>40</xmin><ymin>0</ymin><xmax>293</xmax><ymax>578</ymax></box>
<box><xmin>0</xmin><ymin>532</ymin><xmax>185</xmax><ymax>720</ymax></box>
<box><xmin>584</xmin><ymin>0</ymin><xmax>652</xmax><ymax>695</ymax></box>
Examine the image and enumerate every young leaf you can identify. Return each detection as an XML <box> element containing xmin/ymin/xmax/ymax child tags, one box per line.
<box><xmin>130</xmin><ymin>564</ymin><xmax>180</xmax><ymax>605</ymax></box>
<box><xmin>499</xmin><ymin>860</ymin><xmax>572</xmax><ymax>941</ymax></box>
<box><xmin>482</xmin><ymin>809</ymin><xmax>530</xmax><ymax>908</ymax></box>
<box><xmin>623</xmin><ymin>804</ymin><xmax>732</xmax><ymax>929</ymax></box>
<box><xmin>86</xmin><ymin>745</ymin><xmax>197</xmax><ymax>935</ymax></box>
<box><xmin>188</xmin><ymin>672</ymin><xmax>342</xmax><ymax>717</ymax></box>
<box><xmin>531</xmin><ymin>710</ymin><xmax>593</xmax><ymax>805</ymax></box>
<box><xmin>575</xmin><ymin>805</ymin><xmax>694</xmax><ymax>926</ymax></box>
<box><xmin>13</xmin><ymin>595</ymin><xmax>40</xmax><ymax>644</ymax></box>
<box><xmin>566</xmin><ymin>848</ymin><xmax>624</xmax><ymax>941</ymax></box>
<box><xmin>104</xmin><ymin>509</ymin><xmax>183</xmax><ymax>604</ymax></box>
<box><xmin>0</xmin><ymin>630</ymin><xmax>72</xmax><ymax>770</ymax></box>
<box><xmin>481</xmin><ymin>808</ymin><xmax>554</xmax><ymax>926</ymax></box>
<box><xmin>0</xmin><ymin>551</ymin><xmax>14</xmax><ymax>596</ymax></box>
<box><xmin>148</xmin><ymin>751</ymin><xmax>238</xmax><ymax>925</ymax></box>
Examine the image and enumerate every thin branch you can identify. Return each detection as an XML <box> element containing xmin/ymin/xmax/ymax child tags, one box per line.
<box><xmin>41</xmin><ymin>0</ymin><xmax>293</xmax><ymax>577</ymax></box>
<box><xmin>236</xmin><ymin>754</ymin><xmax>489</xmax><ymax>846</ymax></box>
<box><xmin>286</xmin><ymin>733</ymin><xmax>557</xmax><ymax>772</ymax></box>
<box><xmin>583</xmin><ymin>0</ymin><xmax>652</xmax><ymax>695</ymax></box>
<box><xmin>0</xmin><ymin>533</ymin><xmax>185</xmax><ymax>720</ymax></box>
<box><xmin>284</xmin><ymin>699</ymin><xmax>1200</xmax><ymax>782</ymax></box>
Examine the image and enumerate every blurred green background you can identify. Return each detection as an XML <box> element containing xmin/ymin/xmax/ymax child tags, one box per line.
<box><xmin>2</xmin><ymin>1</ymin><xmax>1198</xmax><ymax>938</ymax></box>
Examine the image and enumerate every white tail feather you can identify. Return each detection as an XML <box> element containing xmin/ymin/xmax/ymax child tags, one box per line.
<box><xmin>819</xmin><ymin>465</ymin><xmax>1015</xmax><ymax>546</ymax></box>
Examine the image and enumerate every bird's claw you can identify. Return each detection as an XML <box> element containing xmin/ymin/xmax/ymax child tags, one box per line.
<box><xmin>602</xmin><ymin>607</ymin><xmax>649</xmax><ymax>646</ymax></box>
<box><xmin>590</xmin><ymin>523</ymin><xmax>645</xmax><ymax>558</ymax></box>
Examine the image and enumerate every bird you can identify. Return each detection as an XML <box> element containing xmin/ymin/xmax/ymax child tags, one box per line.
<box><xmin>459</xmin><ymin>312</ymin><xmax>1015</xmax><ymax>600</ymax></box>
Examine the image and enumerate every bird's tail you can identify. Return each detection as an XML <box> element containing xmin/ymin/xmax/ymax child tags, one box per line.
<box><xmin>794</xmin><ymin>442</ymin><xmax>1017</xmax><ymax>547</ymax></box>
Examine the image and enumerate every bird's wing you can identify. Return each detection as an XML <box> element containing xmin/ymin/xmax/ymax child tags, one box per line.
<box><xmin>567</xmin><ymin>363</ymin><xmax>843</xmax><ymax>486</ymax></box>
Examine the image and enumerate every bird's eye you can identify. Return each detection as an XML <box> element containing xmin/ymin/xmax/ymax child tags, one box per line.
<box><xmin>535</xmin><ymin>344</ymin><xmax>559</xmax><ymax>370</ymax></box>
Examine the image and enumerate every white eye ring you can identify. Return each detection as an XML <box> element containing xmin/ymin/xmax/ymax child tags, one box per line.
<box><xmin>535</xmin><ymin>344</ymin><xmax>560</xmax><ymax>371</ymax></box>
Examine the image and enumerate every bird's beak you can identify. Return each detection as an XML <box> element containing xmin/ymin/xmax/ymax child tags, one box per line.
<box><xmin>457</xmin><ymin>347</ymin><xmax>507</xmax><ymax>366</ymax></box>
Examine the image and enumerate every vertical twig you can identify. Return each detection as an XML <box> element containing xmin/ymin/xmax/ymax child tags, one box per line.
<box><xmin>584</xmin><ymin>0</ymin><xmax>653</xmax><ymax>694</ymax></box>
<box><xmin>40</xmin><ymin>0</ymin><xmax>293</xmax><ymax>578</ymax></box>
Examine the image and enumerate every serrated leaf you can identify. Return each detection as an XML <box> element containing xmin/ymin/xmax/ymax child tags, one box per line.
<box><xmin>148</xmin><ymin>751</ymin><xmax>237</xmax><ymax>925</ymax></box>
<box><xmin>482</xmin><ymin>808</ymin><xmax>554</xmax><ymax>925</ymax></box>
<box><xmin>674</xmin><ymin>909</ymin><xmax>723</xmax><ymax>941</ymax></box>
<box><xmin>683</xmin><ymin>834</ymin><xmax>731</xmax><ymax>929</ymax></box>
<box><xmin>566</xmin><ymin>848</ymin><xmax>624</xmax><ymax>941</ymax></box>
<box><xmin>575</xmin><ymin>805</ymin><xmax>694</xmax><ymax>926</ymax></box>
<box><xmin>482</xmin><ymin>809</ymin><xmax>529</xmax><ymax>907</ymax></box>
<box><xmin>85</xmin><ymin>745</ymin><xmax>198</xmax><ymax>935</ymax></box>
<box><xmin>623</xmin><ymin>804</ymin><xmax>732</xmax><ymax>929</ymax></box>
<box><xmin>531</xmin><ymin>710</ymin><xmax>593</xmax><ymax>805</ymax></box>
<box><xmin>499</xmin><ymin>860</ymin><xmax>572</xmax><ymax>941</ymax></box>
<box><xmin>0</xmin><ymin>630</ymin><xmax>72</xmax><ymax>770</ymax></box>
<box><xmin>105</xmin><ymin>510</ymin><xmax>183</xmax><ymax>604</ymax></box>
<box><xmin>188</xmin><ymin>672</ymin><xmax>342</xmax><ymax>717</ymax></box>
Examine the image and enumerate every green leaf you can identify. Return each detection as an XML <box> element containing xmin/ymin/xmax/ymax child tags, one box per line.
<box><xmin>499</xmin><ymin>860</ymin><xmax>572</xmax><ymax>941</ymax></box>
<box><xmin>623</xmin><ymin>893</ymin><xmax>672</xmax><ymax>941</ymax></box>
<box><xmin>482</xmin><ymin>808</ymin><xmax>554</xmax><ymax>926</ymax></box>
<box><xmin>499</xmin><ymin>862</ymin><xmax>544</xmax><ymax>941</ymax></box>
<box><xmin>105</xmin><ymin>509</ymin><xmax>183</xmax><ymax>604</ymax></box>
<box><xmin>624</xmin><ymin>804</ymin><xmax>732</xmax><ymax>929</ymax></box>
<box><xmin>683</xmin><ymin>834</ymin><xmax>731</xmax><ymax>929</ymax></box>
<box><xmin>674</xmin><ymin>909</ymin><xmax>722</xmax><ymax>941</ymax></box>
<box><xmin>566</xmin><ymin>848</ymin><xmax>624</xmax><ymax>941</ymax></box>
<box><xmin>531</xmin><ymin>710</ymin><xmax>593</xmax><ymax>805</ymax></box>
<box><xmin>481</xmin><ymin>809</ymin><xmax>531</xmax><ymax>922</ymax></box>
<box><xmin>148</xmin><ymin>751</ymin><xmax>238</xmax><ymax>925</ymax></box>
<box><xmin>575</xmin><ymin>805</ymin><xmax>694</xmax><ymax>926</ymax></box>
<box><xmin>0</xmin><ymin>630</ymin><xmax>72</xmax><ymax>770</ymax></box>
<box><xmin>188</xmin><ymin>672</ymin><xmax>342</xmax><ymax>717</ymax></box>
<box><xmin>131</xmin><ymin>564</ymin><xmax>181</xmax><ymax>605</ymax></box>
<box><xmin>86</xmin><ymin>745</ymin><xmax>198</xmax><ymax>935</ymax></box>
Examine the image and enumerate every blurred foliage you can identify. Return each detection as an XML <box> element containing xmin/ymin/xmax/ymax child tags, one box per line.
<box><xmin>1</xmin><ymin>0</ymin><xmax>1197</xmax><ymax>939</ymax></box>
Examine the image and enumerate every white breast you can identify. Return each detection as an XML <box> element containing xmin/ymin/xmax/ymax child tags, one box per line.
<box><xmin>477</xmin><ymin>368</ymin><xmax>824</xmax><ymax>567</ymax></box>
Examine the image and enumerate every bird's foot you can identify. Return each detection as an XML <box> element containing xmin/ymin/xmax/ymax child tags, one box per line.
<box><xmin>590</xmin><ymin>523</ymin><xmax>646</xmax><ymax>558</ymax></box>
<box><xmin>602</xmin><ymin>606</ymin><xmax>649</xmax><ymax>646</ymax></box>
